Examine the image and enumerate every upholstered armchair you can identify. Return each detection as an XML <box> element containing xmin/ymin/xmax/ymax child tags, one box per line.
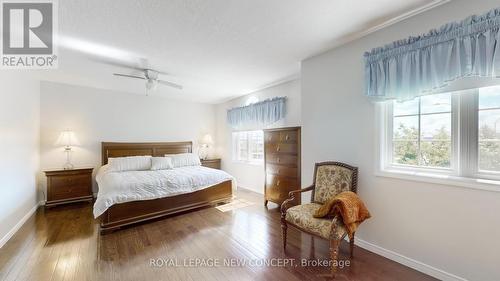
<box><xmin>281</xmin><ymin>161</ymin><xmax>358</xmax><ymax>276</ymax></box>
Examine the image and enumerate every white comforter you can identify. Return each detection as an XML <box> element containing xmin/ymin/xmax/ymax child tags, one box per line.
<box><xmin>93</xmin><ymin>165</ymin><xmax>236</xmax><ymax>218</ymax></box>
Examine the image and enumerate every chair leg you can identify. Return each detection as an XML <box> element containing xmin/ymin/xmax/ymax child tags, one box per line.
<box><xmin>281</xmin><ymin>221</ymin><xmax>287</xmax><ymax>251</ymax></box>
<box><xmin>349</xmin><ymin>233</ymin><xmax>355</xmax><ymax>258</ymax></box>
<box><xmin>330</xmin><ymin>239</ymin><xmax>340</xmax><ymax>278</ymax></box>
<box><xmin>330</xmin><ymin>239</ymin><xmax>340</xmax><ymax>277</ymax></box>
<box><xmin>309</xmin><ymin>236</ymin><xmax>315</xmax><ymax>258</ymax></box>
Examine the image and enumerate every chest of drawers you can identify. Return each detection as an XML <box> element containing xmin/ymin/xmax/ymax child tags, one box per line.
<box><xmin>264</xmin><ymin>127</ymin><xmax>301</xmax><ymax>207</ymax></box>
<box><xmin>201</xmin><ymin>158</ymin><xmax>221</xmax><ymax>169</ymax></box>
<box><xmin>44</xmin><ymin>168</ymin><xmax>94</xmax><ymax>207</ymax></box>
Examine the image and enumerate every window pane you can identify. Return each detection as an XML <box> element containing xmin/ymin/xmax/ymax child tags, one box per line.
<box><xmin>238</xmin><ymin>133</ymin><xmax>248</xmax><ymax>160</ymax></box>
<box><xmin>393</xmin><ymin>99</ymin><xmax>418</xmax><ymax>116</ymax></box>
<box><xmin>248</xmin><ymin>131</ymin><xmax>264</xmax><ymax>162</ymax></box>
<box><xmin>233</xmin><ymin>130</ymin><xmax>263</xmax><ymax>163</ymax></box>
<box><xmin>479</xmin><ymin>110</ymin><xmax>500</xmax><ymax>140</ymax></box>
<box><xmin>479</xmin><ymin>141</ymin><xmax>500</xmax><ymax>172</ymax></box>
<box><xmin>421</xmin><ymin>113</ymin><xmax>451</xmax><ymax>141</ymax></box>
<box><xmin>393</xmin><ymin>141</ymin><xmax>418</xmax><ymax>165</ymax></box>
<box><xmin>478</xmin><ymin>108</ymin><xmax>500</xmax><ymax>172</ymax></box>
<box><xmin>393</xmin><ymin>116</ymin><xmax>418</xmax><ymax>140</ymax></box>
<box><xmin>479</xmin><ymin>86</ymin><xmax>500</xmax><ymax>110</ymax></box>
<box><xmin>420</xmin><ymin>93</ymin><xmax>451</xmax><ymax>114</ymax></box>
<box><xmin>420</xmin><ymin>141</ymin><xmax>451</xmax><ymax>168</ymax></box>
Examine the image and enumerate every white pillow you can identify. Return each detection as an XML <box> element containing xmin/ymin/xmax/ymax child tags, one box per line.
<box><xmin>108</xmin><ymin>156</ymin><xmax>152</xmax><ymax>172</ymax></box>
<box><xmin>165</xmin><ymin>153</ymin><xmax>201</xmax><ymax>168</ymax></box>
<box><xmin>151</xmin><ymin>157</ymin><xmax>174</xmax><ymax>170</ymax></box>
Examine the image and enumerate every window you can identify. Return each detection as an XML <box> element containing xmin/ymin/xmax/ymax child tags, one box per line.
<box><xmin>382</xmin><ymin>85</ymin><xmax>500</xmax><ymax>181</ymax></box>
<box><xmin>245</xmin><ymin>96</ymin><xmax>259</xmax><ymax>106</ymax></box>
<box><xmin>232</xmin><ymin>130</ymin><xmax>264</xmax><ymax>164</ymax></box>
<box><xmin>478</xmin><ymin>87</ymin><xmax>500</xmax><ymax>173</ymax></box>
<box><xmin>391</xmin><ymin>93</ymin><xmax>453</xmax><ymax>168</ymax></box>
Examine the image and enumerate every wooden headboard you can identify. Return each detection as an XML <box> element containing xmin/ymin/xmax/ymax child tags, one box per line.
<box><xmin>101</xmin><ymin>142</ymin><xmax>193</xmax><ymax>165</ymax></box>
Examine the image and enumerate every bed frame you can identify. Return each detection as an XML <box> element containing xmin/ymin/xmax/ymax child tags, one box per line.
<box><xmin>99</xmin><ymin>142</ymin><xmax>233</xmax><ymax>234</ymax></box>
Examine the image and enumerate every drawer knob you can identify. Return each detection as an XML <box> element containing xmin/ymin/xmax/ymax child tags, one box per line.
<box><xmin>285</xmin><ymin>134</ymin><xmax>290</xmax><ymax>140</ymax></box>
<box><xmin>276</xmin><ymin>145</ymin><xmax>280</xmax><ymax>152</ymax></box>
<box><xmin>277</xmin><ymin>180</ymin><xmax>280</xmax><ymax>186</ymax></box>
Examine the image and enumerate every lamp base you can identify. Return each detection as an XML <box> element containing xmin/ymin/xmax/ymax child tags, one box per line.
<box><xmin>63</xmin><ymin>147</ymin><xmax>74</xmax><ymax>170</ymax></box>
<box><xmin>63</xmin><ymin>162</ymin><xmax>74</xmax><ymax>170</ymax></box>
<box><xmin>198</xmin><ymin>145</ymin><xmax>209</xmax><ymax>160</ymax></box>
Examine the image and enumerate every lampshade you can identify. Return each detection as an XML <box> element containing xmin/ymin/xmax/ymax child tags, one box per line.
<box><xmin>55</xmin><ymin>130</ymin><xmax>80</xmax><ymax>147</ymax></box>
<box><xmin>201</xmin><ymin>134</ymin><xmax>214</xmax><ymax>145</ymax></box>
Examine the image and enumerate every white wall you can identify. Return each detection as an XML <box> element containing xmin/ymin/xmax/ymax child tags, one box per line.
<box><xmin>40</xmin><ymin>81</ymin><xmax>216</xmax><ymax>194</ymax></box>
<box><xmin>215</xmin><ymin>79</ymin><xmax>301</xmax><ymax>195</ymax></box>
<box><xmin>0</xmin><ymin>74</ymin><xmax>40</xmax><ymax>247</ymax></box>
<box><xmin>301</xmin><ymin>0</ymin><xmax>500</xmax><ymax>280</ymax></box>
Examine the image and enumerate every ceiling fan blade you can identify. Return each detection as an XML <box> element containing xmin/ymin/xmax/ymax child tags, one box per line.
<box><xmin>113</xmin><ymin>73</ymin><xmax>146</xmax><ymax>80</ymax></box>
<box><xmin>158</xmin><ymin>80</ymin><xmax>183</xmax><ymax>90</ymax></box>
<box><xmin>147</xmin><ymin>68</ymin><xmax>169</xmax><ymax>76</ymax></box>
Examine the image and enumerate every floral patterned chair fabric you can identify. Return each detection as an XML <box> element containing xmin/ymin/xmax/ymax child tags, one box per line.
<box><xmin>280</xmin><ymin>162</ymin><xmax>358</xmax><ymax>277</ymax></box>
<box><xmin>313</xmin><ymin>165</ymin><xmax>353</xmax><ymax>204</ymax></box>
<box><xmin>285</xmin><ymin>203</ymin><xmax>347</xmax><ymax>240</ymax></box>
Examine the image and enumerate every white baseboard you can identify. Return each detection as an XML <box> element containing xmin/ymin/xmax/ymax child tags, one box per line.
<box><xmin>354</xmin><ymin>237</ymin><xmax>468</xmax><ymax>281</ymax></box>
<box><xmin>0</xmin><ymin>201</ymin><xmax>43</xmax><ymax>249</ymax></box>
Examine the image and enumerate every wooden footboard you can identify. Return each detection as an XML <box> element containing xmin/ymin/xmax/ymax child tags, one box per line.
<box><xmin>99</xmin><ymin>180</ymin><xmax>232</xmax><ymax>234</ymax></box>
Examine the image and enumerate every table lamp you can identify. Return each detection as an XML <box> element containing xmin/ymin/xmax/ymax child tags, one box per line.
<box><xmin>55</xmin><ymin>130</ymin><xmax>79</xmax><ymax>170</ymax></box>
<box><xmin>199</xmin><ymin>134</ymin><xmax>214</xmax><ymax>160</ymax></box>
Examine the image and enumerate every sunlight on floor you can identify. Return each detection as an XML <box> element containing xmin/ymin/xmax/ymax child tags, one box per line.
<box><xmin>216</xmin><ymin>198</ymin><xmax>254</xmax><ymax>212</ymax></box>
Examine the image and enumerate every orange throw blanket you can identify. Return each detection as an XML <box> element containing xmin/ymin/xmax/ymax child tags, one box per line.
<box><xmin>313</xmin><ymin>191</ymin><xmax>371</xmax><ymax>239</ymax></box>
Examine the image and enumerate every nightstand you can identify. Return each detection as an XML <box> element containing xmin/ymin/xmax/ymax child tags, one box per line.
<box><xmin>44</xmin><ymin>168</ymin><xmax>94</xmax><ymax>207</ymax></box>
<box><xmin>201</xmin><ymin>159</ymin><xmax>221</xmax><ymax>169</ymax></box>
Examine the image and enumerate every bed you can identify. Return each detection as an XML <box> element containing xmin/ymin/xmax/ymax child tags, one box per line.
<box><xmin>96</xmin><ymin>142</ymin><xmax>234</xmax><ymax>234</ymax></box>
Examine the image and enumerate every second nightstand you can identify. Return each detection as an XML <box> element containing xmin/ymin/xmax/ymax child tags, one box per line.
<box><xmin>44</xmin><ymin>168</ymin><xmax>94</xmax><ymax>207</ymax></box>
<box><xmin>200</xmin><ymin>159</ymin><xmax>221</xmax><ymax>169</ymax></box>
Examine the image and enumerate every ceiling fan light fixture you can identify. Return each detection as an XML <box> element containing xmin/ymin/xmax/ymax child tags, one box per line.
<box><xmin>146</xmin><ymin>79</ymin><xmax>158</xmax><ymax>91</ymax></box>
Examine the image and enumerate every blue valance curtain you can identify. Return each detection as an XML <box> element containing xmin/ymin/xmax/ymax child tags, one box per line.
<box><xmin>227</xmin><ymin>97</ymin><xmax>286</xmax><ymax>129</ymax></box>
<box><xmin>364</xmin><ymin>7</ymin><xmax>500</xmax><ymax>101</ymax></box>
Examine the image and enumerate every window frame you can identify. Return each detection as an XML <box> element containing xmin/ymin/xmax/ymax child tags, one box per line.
<box><xmin>384</xmin><ymin>93</ymin><xmax>459</xmax><ymax>176</ymax></box>
<box><xmin>378</xmin><ymin>87</ymin><xmax>500</xmax><ymax>190</ymax></box>
<box><xmin>231</xmin><ymin>130</ymin><xmax>264</xmax><ymax>165</ymax></box>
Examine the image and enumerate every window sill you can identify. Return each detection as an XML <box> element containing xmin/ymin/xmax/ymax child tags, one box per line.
<box><xmin>232</xmin><ymin>160</ymin><xmax>263</xmax><ymax>166</ymax></box>
<box><xmin>375</xmin><ymin>169</ymin><xmax>500</xmax><ymax>193</ymax></box>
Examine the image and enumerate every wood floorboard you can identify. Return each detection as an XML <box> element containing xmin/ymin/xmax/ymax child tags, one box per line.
<box><xmin>0</xmin><ymin>189</ymin><xmax>436</xmax><ymax>281</ymax></box>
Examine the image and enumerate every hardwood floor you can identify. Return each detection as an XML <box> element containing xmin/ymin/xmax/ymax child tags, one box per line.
<box><xmin>0</xmin><ymin>189</ymin><xmax>436</xmax><ymax>281</ymax></box>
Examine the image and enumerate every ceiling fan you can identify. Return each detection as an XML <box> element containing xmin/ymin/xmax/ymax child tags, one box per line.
<box><xmin>113</xmin><ymin>68</ymin><xmax>183</xmax><ymax>94</ymax></box>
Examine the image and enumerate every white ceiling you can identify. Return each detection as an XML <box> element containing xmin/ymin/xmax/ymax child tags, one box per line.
<box><xmin>38</xmin><ymin>0</ymin><xmax>445</xmax><ymax>103</ymax></box>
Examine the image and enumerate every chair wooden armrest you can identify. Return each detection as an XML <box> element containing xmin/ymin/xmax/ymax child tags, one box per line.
<box><xmin>280</xmin><ymin>185</ymin><xmax>315</xmax><ymax>214</ymax></box>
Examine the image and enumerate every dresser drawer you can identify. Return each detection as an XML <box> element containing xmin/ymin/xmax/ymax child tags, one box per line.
<box><xmin>266</xmin><ymin>174</ymin><xmax>300</xmax><ymax>191</ymax></box>
<box><xmin>265</xmin><ymin>130</ymin><xmax>299</xmax><ymax>144</ymax></box>
<box><xmin>201</xmin><ymin>159</ymin><xmax>221</xmax><ymax>169</ymax></box>
<box><xmin>265</xmin><ymin>184</ymin><xmax>285</xmax><ymax>202</ymax></box>
<box><xmin>265</xmin><ymin>174</ymin><xmax>300</xmax><ymax>205</ymax></box>
<box><xmin>265</xmin><ymin>153</ymin><xmax>298</xmax><ymax>166</ymax></box>
<box><xmin>50</xmin><ymin>184</ymin><xmax>90</xmax><ymax>201</ymax></box>
<box><xmin>50</xmin><ymin>174</ymin><xmax>90</xmax><ymax>189</ymax></box>
<box><xmin>279</xmin><ymin>130</ymin><xmax>298</xmax><ymax>143</ymax></box>
<box><xmin>265</xmin><ymin>143</ymin><xmax>298</xmax><ymax>154</ymax></box>
<box><xmin>266</xmin><ymin>164</ymin><xmax>298</xmax><ymax>178</ymax></box>
<box><xmin>265</xmin><ymin>131</ymin><xmax>281</xmax><ymax>143</ymax></box>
